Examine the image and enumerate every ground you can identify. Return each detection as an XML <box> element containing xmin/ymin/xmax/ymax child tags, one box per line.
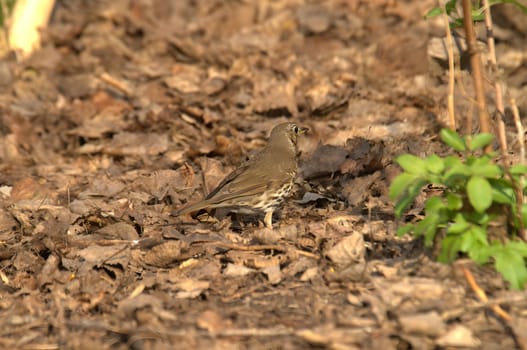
<box><xmin>1</xmin><ymin>0</ymin><xmax>527</xmax><ymax>349</ymax></box>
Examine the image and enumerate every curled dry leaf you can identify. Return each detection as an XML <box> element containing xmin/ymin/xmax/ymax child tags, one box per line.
<box><xmin>117</xmin><ymin>293</ymin><xmax>163</xmax><ymax>318</ymax></box>
<box><xmin>197</xmin><ymin>310</ymin><xmax>228</xmax><ymax>332</ymax></box>
<box><xmin>300</xmin><ymin>266</ymin><xmax>319</xmax><ymax>282</ymax></box>
<box><xmin>326</xmin><ymin>231</ymin><xmax>365</xmax><ymax>267</ymax></box>
<box><xmin>262</xmin><ymin>265</ymin><xmax>282</xmax><ymax>285</ymax></box>
<box><xmin>436</xmin><ymin>325</ymin><xmax>481</xmax><ymax>348</ymax></box>
<box><xmin>223</xmin><ymin>263</ymin><xmax>255</xmax><ymax>277</ymax></box>
<box><xmin>398</xmin><ymin>311</ymin><xmax>446</xmax><ymax>337</ymax></box>
<box><xmin>143</xmin><ymin>240</ymin><xmax>189</xmax><ymax>267</ymax></box>
<box><xmin>104</xmin><ymin>132</ymin><xmax>169</xmax><ymax>156</ymax></box>
<box><xmin>252</xmin><ymin>224</ymin><xmax>300</xmax><ymax>244</ymax></box>
<box><xmin>76</xmin><ymin>244</ymin><xmax>130</xmax><ymax>268</ymax></box>
<box><xmin>174</xmin><ymin>279</ymin><xmax>210</xmax><ymax>299</ymax></box>
<box><xmin>37</xmin><ymin>254</ymin><xmax>59</xmax><ymax>288</ymax></box>
<box><xmin>78</xmin><ymin>177</ymin><xmax>126</xmax><ymax>199</ymax></box>
<box><xmin>95</xmin><ymin>222</ymin><xmax>139</xmax><ymax>240</ymax></box>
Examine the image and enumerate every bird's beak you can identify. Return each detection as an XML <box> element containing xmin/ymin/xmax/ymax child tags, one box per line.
<box><xmin>299</xmin><ymin>126</ymin><xmax>309</xmax><ymax>135</ymax></box>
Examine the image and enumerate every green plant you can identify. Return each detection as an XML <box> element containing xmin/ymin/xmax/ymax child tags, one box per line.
<box><xmin>424</xmin><ymin>0</ymin><xmax>527</xmax><ymax>27</ymax></box>
<box><xmin>390</xmin><ymin>129</ymin><xmax>527</xmax><ymax>289</ymax></box>
<box><xmin>0</xmin><ymin>0</ymin><xmax>16</xmax><ymax>27</ymax></box>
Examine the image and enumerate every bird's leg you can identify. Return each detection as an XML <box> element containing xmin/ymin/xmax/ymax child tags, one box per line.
<box><xmin>264</xmin><ymin>210</ymin><xmax>273</xmax><ymax>228</ymax></box>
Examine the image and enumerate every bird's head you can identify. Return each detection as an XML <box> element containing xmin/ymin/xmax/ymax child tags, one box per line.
<box><xmin>269</xmin><ymin>122</ymin><xmax>308</xmax><ymax>148</ymax></box>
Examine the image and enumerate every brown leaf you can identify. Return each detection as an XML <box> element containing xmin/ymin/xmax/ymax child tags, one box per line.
<box><xmin>174</xmin><ymin>279</ymin><xmax>210</xmax><ymax>299</ymax></box>
<box><xmin>326</xmin><ymin>232</ymin><xmax>365</xmax><ymax>267</ymax></box>
<box><xmin>95</xmin><ymin>222</ymin><xmax>139</xmax><ymax>240</ymax></box>
<box><xmin>436</xmin><ymin>325</ymin><xmax>481</xmax><ymax>348</ymax></box>
<box><xmin>78</xmin><ymin>177</ymin><xmax>126</xmax><ymax>198</ymax></box>
<box><xmin>223</xmin><ymin>263</ymin><xmax>255</xmax><ymax>277</ymax></box>
<box><xmin>143</xmin><ymin>240</ymin><xmax>189</xmax><ymax>267</ymax></box>
<box><xmin>76</xmin><ymin>244</ymin><xmax>130</xmax><ymax>268</ymax></box>
<box><xmin>399</xmin><ymin>311</ymin><xmax>446</xmax><ymax>337</ymax></box>
<box><xmin>104</xmin><ymin>132</ymin><xmax>169</xmax><ymax>156</ymax></box>
<box><xmin>197</xmin><ymin>310</ymin><xmax>228</xmax><ymax>332</ymax></box>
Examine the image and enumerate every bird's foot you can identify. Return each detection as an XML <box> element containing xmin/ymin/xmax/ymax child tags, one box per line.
<box><xmin>264</xmin><ymin>211</ymin><xmax>274</xmax><ymax>229</ymax></box>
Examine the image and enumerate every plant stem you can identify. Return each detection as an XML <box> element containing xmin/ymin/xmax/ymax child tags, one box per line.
<box><xmin>461</xmin><ymin>0</ymin><xmax>491</xmax><ymax>148</ymax></box>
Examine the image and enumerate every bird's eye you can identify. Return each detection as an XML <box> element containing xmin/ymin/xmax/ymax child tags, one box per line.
<box><xmin>293</xmin><ymin>126</ymin><xmax>299</xmax><ymax>134</ymax></box>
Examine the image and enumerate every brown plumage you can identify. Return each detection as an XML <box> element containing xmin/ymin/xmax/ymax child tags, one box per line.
<box><xmin>174</xmin><ymin>122</ymin><xmax>308</xmax><ymax>228</ymax></box>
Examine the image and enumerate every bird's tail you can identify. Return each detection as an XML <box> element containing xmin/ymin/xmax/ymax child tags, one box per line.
<box><xmin>172</xmin><ymin>200</ymin><xmax>211</xmax><ymax>217</ymax></box>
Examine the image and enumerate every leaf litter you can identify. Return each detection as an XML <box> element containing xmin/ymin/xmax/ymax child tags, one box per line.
<box><xmin>0</xmin><ymin>0</ymin><xmax>527</xmax><ymax>349</ymax></box>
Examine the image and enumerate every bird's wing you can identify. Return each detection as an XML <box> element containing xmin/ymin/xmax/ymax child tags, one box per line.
<box><xmin>174</xmin><ymin>164</ymin><xmax>268</xmax><ymax>216</ymax></box>
<box><xmin>204</xmin><ymin>165</ymin><xmax>271</xmax><ymax>205</ymax></box>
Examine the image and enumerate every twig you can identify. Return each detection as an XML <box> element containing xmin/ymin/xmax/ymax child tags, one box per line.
<box><xmin>67</xmin><ymin>320</ymin><xmax>370</xmax><ymax>339</ymax></box>
<box><xmin>441</xmin><ymin>293</ymin><xmax>527</xmax><ymax>321</ymax></box>
<box><xmin>8</xmin><ymin>0</ymin><xmax>55</xmax><ymax>59</ymax></box>
<box><xmin>511</xmin><ymin>99</ymin><xmax>525</xmax><ymax>166</ymax></box>
<box><xmin>460</xmin><ymin>265</ymin><xmax>527</xmax><ymax>349</ymax></box>
<box><xmin>510</xmin><ymin>98</ymin><xmax>527</xmax><ymax>241</ymax></box>
<box><xmin>461</xmin><ymin>266</ymin><xmax>511</xmax><ymax>321</ymax></box>
<box><xmin>461</xmin><ymin>0</ymin><xmax>491</xmax><ymax>146</ymax></box>
<box><xmin>442</xmin><ymin>9</ymin><xmax>456</xmax><ymax>130</ymax></box>
<box><xmin>98</xmin><ymin>72</ymin><xmax>134</xmax><ymax>96</ymax></box>
<box><xmin>210</xmin><ymin>241</ymin><xmax>320</xmax><ymax>259</ymax></box>
<box><xmin>482</xmin><ymin>0</ymin><xmax>507</xmax><ymax>155</ymax></box>
<box><xmin>479</xmin><ymin>0</ymin><xmax>525</xmax><ymax>237</ymax></box>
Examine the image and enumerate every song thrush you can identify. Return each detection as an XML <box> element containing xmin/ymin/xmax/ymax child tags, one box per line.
<box><xmin>174</xmin><ymin>122</ymin><xmax>308</xmax><ymax>228</ymax></box>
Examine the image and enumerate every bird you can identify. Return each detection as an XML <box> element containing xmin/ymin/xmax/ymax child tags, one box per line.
<box><xmin>174</xmin><ymin>122</ymin><xmax>308</xmax><ymax>228</ymax></box>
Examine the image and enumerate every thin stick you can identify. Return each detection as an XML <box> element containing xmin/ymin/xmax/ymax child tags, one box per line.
<box><xmin>8</xmin><ymin>0</ymin><xmax>56</xmax><ymax>59</ymax></box>
<box><xmin>99</xmin><ymin>72</ymin><xmax>134</xmax><ymax>96</ymax></box>
<box><xmin>210</xmin><ymin>241</ymin><xmax>320</xmax><ymax>259</ymax></box>
<box><xmin>460</xmin><ymin>265</ymin><xmax>527</xmax><ymax>349</ymax></box>
<box><xmin>461</xmin><ymin>266</ymin><xmax>511</xmax><ymax>322</ymax></box>
<box><xmin>442</xmin><ymin>10</ymin><xmax>456</xmax><ymax>130</ymax></box>
<box><xmin>461</xmin><ymin>0</ymin><xmax>491</xmax><ymax>145</ymax></box>
<box><xmin>511</xmin><ymin>97</ymin><xmax>527</xmax><ymax>241</ymax></box>
<box><xmin>510</xmin><ymin>99</ymin><xmax>525</xmax><ymax>165</ymax></box>
<box><xmin>482</xmin><ymin>0</ymin><xmax>508</xmax><ymax>157</ymax></box>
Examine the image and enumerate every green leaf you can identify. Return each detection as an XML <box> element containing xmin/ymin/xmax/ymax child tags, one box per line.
<box><xmin>440</xmin><ymin>129</ymin><xmax>466</xmax><ymax>151</ymax></box>
<box><xmin>395</xmin><ymin>176</ymin><xmax>428</xmax><ymax>217</ymax></box>
<box><xmin>425</xmin><ymin>196</ymin><xmax>445</xmax><ymax>213</ymax></box>
<box><xmin>445</xmin><ymin>0</ymin><xmax>458</xmax><ymax>14</ymax></box>
<box><xmin>471</xmin><ymin>245</ymin><xmax>492</xmax><ymax>265</ymax></box>
<box><xmin>510</xmin><ymin>164</ymin><xmax>527</xmax><ymax>175</ymax></box>
<box><xmin>460</xmin><ymin>225</ymin><xmax>488</xmax><ymax>253</ymax></box>
<box><xmin>425</xmin><ymin>154</ymin><xmax>445</xmax><ymax>174</ymax></box>
<box><xmin>444</xmin><ymin>156</ymin><xmax>462</xmax><ymax>168</ymax></box>
<box><xmin>394</xmin><ymin>196</ymin><xmax>414</xmax><ymax>219</ymax></box>
<box><xmin>521</xmin><ymin>204</ymin><xmax>527</xmax><ymax>228</ymax></box>
<box><xmin>464</xmin><ymin>211</ymin><xmax>490</xmax><ymax>226</ymax></box>
<box><xmin>396</xmin><ymin>154</ymin><xmax>427</xmax><ymax>175</ymax></box>
<box><xmin>424</xmin><ymin>6</ymin><xmax>443</xmax><ymax>18</ymax></box>
<box><xmin>446</xmin><ymin>192</ymin><xmax>463</xmax><ymax>210</ymax></box>
<box><xmin>438</xmin><ymin>235</ymin><xmax>462</xmax><ymax>262</ymax></box>
<box><xmin>415</xmin><ymin>214</ymin><xmax>440</xmax><ymax>246</ymax></box>
<box><xmin>451</xmin><ymin>18</ymin><xmax>464</xmax><ymax>28</ymax></box>
<box><xmin>447</xmin><ymin>214</ymin><xmax>470</xmax><ymax>234</ymax></box>
<box><xmin>468</xmin><ymin>133</ymin><xmax>494</xmax><ymax>151</ymax></box>
<box><xmin>443</xmin><ymin>163</ymin><xmax>471</xmax><ymax>186</ymax></box>
<box><xmin>470</xmin><ymin>12</ymin><xmax>485</xmax><ymax>22</ymax></box>
<box><xmin>470</xmin><ymin>163</ymin><xmax>502</xmax><ymax>178</ymax></box>
<box><xmin>507</xmin><ymin>241</ymin><xmax>527</xmax><ymax>255</ymax></box>
<box><xmin>493</xmin><ymin>244</ymin><xmax>527</xmax><ymax>290</ymax></box>
<box><xmin>396</xmin><ymin>224</ymin><xmax>415</xmax><ymax>237</ymax></box>
<box><xmin>467</xmin><ymin>176</ymin><xmax>493</xmax><ymax>213</ymax></box>
<box><xmin>394</xmin><ymin>179</ymin><xmax>427</xmax><ymax>218</ymax></box>
<box><xmin>492</xmin><ymin>186</ymin><xmax>515</xmax><ymax>205</ymax></box>
<box><xmin>423</xmin><ymin>215</ymin><xmax>440</xmax><ymax>246</ymax></box>
<box><xmin>389</xmin><ymin>173</ymin><xmax>418</xmax><ymax>200</ymax></box>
